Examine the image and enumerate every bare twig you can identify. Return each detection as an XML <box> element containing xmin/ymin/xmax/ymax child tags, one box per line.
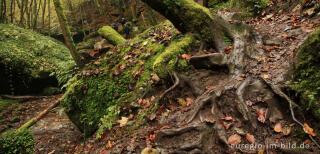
<box><xmin>0</xmin><ymin>95</ymin><xmax>47</xmax><ymax>101</ymax></box>
<box><xmin>158</xmin><ymin>72</ymin><xmax>180</xmax><ymax>101</ymax></box>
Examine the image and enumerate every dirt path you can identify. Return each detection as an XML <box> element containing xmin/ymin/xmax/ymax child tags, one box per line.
<box><xmin>0</xmin><ymin>95</ymin><xmax>82</xmax><ymax>153</ymax></box>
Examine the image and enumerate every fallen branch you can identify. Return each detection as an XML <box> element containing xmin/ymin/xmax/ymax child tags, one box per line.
<box><xmin>261</xmin><ymin>77</ymin><xmax>320</xmax><ymax>149</ymax></box>
<box><xmin>158</xmin><ymin>72</ymin><xmax>180</xmax><ymax>101</ymax></box>
<box><xmin>0</xmin><ymin>95</ymin><xmax>47</xmax><ymax>101</ymax></box>
<box><xmin>17</xmin><ymin>100</ymin><xmax>60</xmax><ymax>132</ymax></box>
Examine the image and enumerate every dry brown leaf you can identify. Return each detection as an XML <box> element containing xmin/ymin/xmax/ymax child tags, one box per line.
<box><xmin>257</xmin><ymin>109</ymin><xmax>266</xmax><ymax>123</ymax></box>
<box><xmin>228</xmin><ymin>134</ymin><xmax>241</xmax><ymax>146</ymax></box>
<box><xmin>281</xmin><ymin>33</ymin><xmax>288</xmax><ymax>38</ymax></box>
<box><xmin>105</xmin><ymin>140</ymin><xmax>112</xmax><ymax>149</ymax></box>
<box><xmin>117</xmin><ymin>117</ymin><xmax>128</xmax><ymax>127</ymax></box>
<box><xmin>303</xmin><ymin>123</ymin><xmax>317</xmax><ymax>136</ymax></box>
<box><xmin>181</xmin><ymin>54</ymin><xmax>191</xmax><ymax>60</ymax></box>
<box><xmin>205</xmin><ymin>85</ymin><xmax>215</xmax><ymax>90</ymax></box>
<box><xmin>283</xmin><ymin>126</ymin><xmax>292</xmax><ymax>136</ymax></box>
<box><xmin>222</xmin><ymin>116</ymin><xmax>236</xmax><ymax>122</ymax></box>
<box><xmin>186</xmin><ymin>98</ymin><xmax>194</xmax><ymax>106</ymax></box>
<box><xmin>258</xmin><ymin>148</ymin><xmax>265</xmax><ymax>154</ymax></box>
<box><xmin>274</xmin><ymin>123</ymin><xmax>282</xmax><ymax>133</ymax></box>
<box><xmin>246</xmin><ymin>133</ymin><xmax>255</xmax><ymax>144</ymax></box>
<box><xmin>263</xmin><ymin>74</ymin><xmax>270</xmax><ymax>79</ymax></box>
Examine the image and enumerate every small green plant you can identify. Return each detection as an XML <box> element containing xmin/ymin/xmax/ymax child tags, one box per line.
<box><xmin>0</xmin><ymin>129</ymin><xmax>35</xmax><ymax>154</ymax></box>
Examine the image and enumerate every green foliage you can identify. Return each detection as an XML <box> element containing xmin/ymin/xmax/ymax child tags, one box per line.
<box><xmin>0</xmin><ymin>24</ymin><xmax>75</xmax><ymax>94</ymax></box>
<box><xmin>97</xmin><ymin>26</ymin><xmax>126</xmax><ymax>45</ymax></box>
<box><xmin>210</xmin><ymin>0</ymin><xmax>270</xmax><ymax>16</ymax></box>
<box><xmin>62</xmin><ymin>21</ymin><xmax>196</xmax><ymax>135</ymax></box>
<box><xmin>0</xmin><ymin>97</ymin><xmax>18</xmax><ymax>110</ymax></box>
<box><xmin>0</xmin><ymin>129</ymin><xmax>35</xmax><ymax>154</ymax></box>
<box><xmin>292</xmin><ymin>28</ymin><xmax>320</xmax><ymax>119</ymax></box>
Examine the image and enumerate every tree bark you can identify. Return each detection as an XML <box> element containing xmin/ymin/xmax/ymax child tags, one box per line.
<box><xmin>53</xmin><ymin>0</ymin><xmax>84</xmax><ymax>67</ymax></box>
<box><xmin>141</xmin><ymin>0</ymin><xmax>230</xmax><ymax>52</ymax></box>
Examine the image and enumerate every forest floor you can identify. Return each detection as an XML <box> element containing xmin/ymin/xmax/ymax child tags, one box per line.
<box><xmin>0</xmin><ymin>95</ymin><xmax>82</xmax><ymax>153</ymax></box>
<box><xmin>69</xmin><ymin>5</ymin><xmax>320</xmax><ymax>154</ymax></box>
<box><xmin>1</xmin><ymin>3</ymin><xmax>320</xmax><ymax>154</ymax></box>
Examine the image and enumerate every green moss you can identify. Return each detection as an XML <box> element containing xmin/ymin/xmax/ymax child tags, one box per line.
<box><xmin>62</xmin><ymin>21</ymin><xmax>197</xmax><ymax>135</ymax></box>
<box><xmin>153</xmin><ymin>33</ymin><xmax>196</xmax><ymax>78</ymax></box>
<box><xmin>292</xmin><ymin>28</ymin><xmax>320</xmax><ymax>119</ymax></box>
<box><xmin>97</xmin><ymin>26</ymin><xmax>126</xmax><ymax>45</ymax></box>
<box><xmin>0</xmin><ymin>129</ymin><xmax>34</xmax><ymax>154</ymax></box>
<box><xmin>0</xmin><ymin>24</ymin><xmax>75</xmax><ymax>94</ymax></box>
<box><xmin>210</xmin><ymin>0</ymin><xmax>270</xmax><ymax>16</ymax></box>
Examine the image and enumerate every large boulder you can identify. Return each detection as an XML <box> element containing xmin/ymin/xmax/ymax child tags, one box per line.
<box><xmin>292</xmin><ymin>28</ymin><xmax>320</xmax><ymax>119</ymax></box>
<box><xmin>61</xmin><ymin>21</ymin><xmax>197</xmax><ymax>135</ymax></box>
<box><xmin>0</xmin><ymin>24</ymin><xmax>75</xmax><ymax>95</ymax></box>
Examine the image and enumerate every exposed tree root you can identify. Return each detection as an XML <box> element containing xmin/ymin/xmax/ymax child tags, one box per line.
<box><xmin>261</xmin><ymin>77</ymin><xmax>320</xmax><ymax>149</ymax></box>
<box><xmin>158</xmin><ymin>72</ymin><xmax>180</xmax><ymax>101</ymax></box>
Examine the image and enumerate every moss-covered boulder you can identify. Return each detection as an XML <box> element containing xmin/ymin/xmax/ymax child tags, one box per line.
<box><xmin>0</xmin><ymin>24</ymin><xmax>75</xmax><ymax>95</ymax></box>
<box><xmin>61</xmin><ymin>21</ymin><xmax>198</xmax><ymax>135</ymax></box>
<box><xmin>292</xmin><ymin>28</ymin><xmax>320</xmax><ymax>119</ymax></box>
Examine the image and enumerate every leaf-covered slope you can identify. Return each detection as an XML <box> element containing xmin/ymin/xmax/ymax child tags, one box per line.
<box><xmin>0</xmin><ymin>24</ymin><xmax>75</xmax><ymax>95</ymax></box>
<box><xmin>61</xmin><ymin>21</ymin><xmax>198</xmax><ymax>135</ymax></box>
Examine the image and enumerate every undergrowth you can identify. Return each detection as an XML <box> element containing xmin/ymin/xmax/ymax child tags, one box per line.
<box><xmin>0</xmin><ymin>129</ymin><xmax>35</xmax><ymax>154</ymax></box>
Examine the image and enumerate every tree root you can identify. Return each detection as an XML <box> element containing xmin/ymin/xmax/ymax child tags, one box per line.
<box><xmin>184</xmin><ymin>89</ymin><xmax>215</xmax><ymax>124</ymax></box>
<box><xmin>261</xmin><ymin>77</ymin><xmax>320</xmax><ymax>149</ymax></box>
<box><xmin>158</xmin><ymin>72</ymin><xmax>179</xmax><ymax>101</ymax></box>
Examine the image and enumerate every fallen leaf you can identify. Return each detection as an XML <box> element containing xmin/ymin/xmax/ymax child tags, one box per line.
<box><xmin>263</xmin><ymin>74</ymin><xmax>270</xmax><ymax>79</ymax></box>
<box><xmin>258</xmin><ymin>148</ymin><xmax>265</xmax><ymax>154</ymax></box>
<box><xmin>151</xmin><ymin>73</ymin><xmax>160</xmax><ymax>82</ymax></box>
<box><xmin>205</xmin><ymin>85</ymin><xmax>215</xmax><ymax>90</ymax></box>
<box><xmin>304</xmin><ymin>139</ymin><xmax>312</xmax><ymax>145</ymax></box>
<box><xmin>181</xmin><ymin>54</ymin><xmax>191</xmax><ymax>60</ymax></box>
<box><xmin>117</xmin><ymin>117</ymin><xmax>128</xmax><ymax>127</ymax></box>
<box><xmin>177</xmin><ymin>98</ymin><xmax>187</xmax><ymax>106</ymax></box>
<box><xmin>222</xmin><ymin>116</ymin><xmax>236</xmax><ymax>122</ymax></box>
<box><xmin>222</xmin><ymin>121</ymin><xmax>233</xmax><ymax>129</ymax></box>
<box><xmin>281</xmin><ymin>33</ymin><xmax>288</xmax><ymax>38</ymax></box>
<box><xmin>246</xmin><ymin>133</ymin><xmax>255</xmax><ymax>144</ymax></box>
<box><xmin>283</xmin><ymin>126</ymin><xmax>292</xmax><ymax>136</ymax></box>
<box><xmin>303</xmin><ymin>123</ymin><xmax>317</xmax><ymax>136</ymax></box>
<box><xmin>228</xmin><ymin>134</ymin><xmax>241</xmax><ymax>146</ymax></box>
<box><xmin>105</xmin><ymin>140</ymin><xmax>112</xmax><ymax>149</ymax></box>
<box><xmin>274</xmin><ymin>123</ymin><xmax>282</xmax><ymax>133</ymax></box>
<box><xmin>186</xmin><ymin>97</ymin><xmax>194</xmax><ymax>106</ymax></box>
<box><xmin>257</xmin><ymin>109</ymin><xmax>266</xmax><ymax>123</ymax></box>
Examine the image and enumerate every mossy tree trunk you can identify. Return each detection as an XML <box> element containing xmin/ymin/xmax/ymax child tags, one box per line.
<box><xmin>53</xmin><ymin>0</ymin><xmax>84</xmax><ymax>67</ymax></box>
<box><xmin>141</xmin><ymin>0</ymin><xmax>231</xmax><ymax>52</ymax></box>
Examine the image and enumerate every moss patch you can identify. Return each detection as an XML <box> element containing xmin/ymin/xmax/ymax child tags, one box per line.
<box><xmin>210</xmin><ymin>0</ymin><xmax>271</xmax><ymax>16</ymax></box>
<box><xmin>62</xmin><ymin>21</ymin><xmax>198</xmax><ymax>135</ymax></box>
<box><xmin>0</xmin><ymin>24</ymin><xmax>75</xmax><ymax>95</ymax></box>
<box><xmin>97</xmin><ymin>26</ymin><xmax>126</xmax><ymax>45</ymax></box>
<box><xmin>292</xmin><ymin>28</ymin><xmax>320</xmax><ymax>119</ymax></box>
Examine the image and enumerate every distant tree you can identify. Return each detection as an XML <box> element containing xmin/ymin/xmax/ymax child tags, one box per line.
<box><xmin>53</xmin><ymin>0</ymin><xmax>84</xmax><ymax>67</ymax></box>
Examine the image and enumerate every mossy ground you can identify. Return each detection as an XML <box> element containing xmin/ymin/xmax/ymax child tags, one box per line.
<box><xmin>209</xmin><ymin>0</ymin><xmax>271</xmax><ymax>17</ymax></box>
<box><xmin>61</xmin><ymin>21</ymin><xmax>199</xmax><ymax>135</ymax></box>
<box><xmin>292</xmin><ymin>28</ymin><xmax>320</xmax><ymax>119</ymax></box>
<box><xmin>0</xmin><ymin>24</ymin><xmax>75</xmax><ymax>95</ymax></box>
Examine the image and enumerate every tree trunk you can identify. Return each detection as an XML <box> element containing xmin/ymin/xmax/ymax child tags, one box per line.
<box><xmin>53</xmin><ymin>0</ymin><xmax>84</xmax><ymax>67</ymax></box>
<box><xmin>141</xmin><ymin>0</ymin><xmax>230</xmax><ymax>52</ymax></box>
